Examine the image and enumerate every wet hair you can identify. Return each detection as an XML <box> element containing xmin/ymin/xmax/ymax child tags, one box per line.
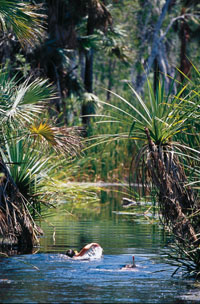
<box><xmin>66</xmin><ymin>249</ymin><xmax>76</xmax><ymax>258</ymax></box>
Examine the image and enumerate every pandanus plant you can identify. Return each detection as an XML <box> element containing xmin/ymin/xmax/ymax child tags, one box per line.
<box><xmin>93</xmin><ymin>73</ymin><xmax>200</xmax><ymax>261</ymax></box>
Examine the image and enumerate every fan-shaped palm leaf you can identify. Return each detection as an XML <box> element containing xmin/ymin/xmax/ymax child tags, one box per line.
<box><xmin>0</xmin><ymin>73</ymin><xmax>55</xmax><ymax>128</ymax></box>
<box><xmin>0</xmin><ymin>0</ymin><xmax>45</xmax><ymax>46</ymax></box>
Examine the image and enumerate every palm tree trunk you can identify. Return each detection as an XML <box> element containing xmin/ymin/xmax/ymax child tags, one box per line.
<box><xmin>84</xmin><ymin>49</ymin><xmax>94</xmax><ymax>93</ymax></box>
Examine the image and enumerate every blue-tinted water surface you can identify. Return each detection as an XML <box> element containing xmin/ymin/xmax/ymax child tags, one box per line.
<box><xmin>0</xmin><ymin>189</ymin><xmax>199</xmax><ymax>303</ymax></box>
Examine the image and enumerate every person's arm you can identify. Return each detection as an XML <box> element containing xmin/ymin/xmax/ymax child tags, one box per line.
<box><xmin>75</xmin><ymin>243</ymin><xmax>99</xmax><ymax>257</ymax></box>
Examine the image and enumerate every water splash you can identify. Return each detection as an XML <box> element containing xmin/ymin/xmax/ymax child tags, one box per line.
<box><xmin>75</xmin><ymin>245</ymin><xmax>103</xmax><ymax>260</ymax></box>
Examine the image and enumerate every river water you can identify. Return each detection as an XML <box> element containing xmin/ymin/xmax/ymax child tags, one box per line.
<box><xmin>0</xmin><ymin>188</ymin><xmax>200</xmax><ymax>303</ymax></box>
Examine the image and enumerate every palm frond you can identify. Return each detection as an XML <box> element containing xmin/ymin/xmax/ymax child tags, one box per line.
<box><xmin>30</xmin><ymin>122</ymin><xmax>83</xmax><ymax>156</ymax></box>
<box><xmin>0</xmin><ymin>0</ymin><xmax>46</xmax><ymax>46</ymax></box>
<box><xmin>0</xmin><ymin>136</ymin><xmax>51</xmax><ymax>197</ymax></box>
<box><xmin>0</xmin><ymin>74</ymin><xmax>55</xmax><ymax>128</ymax></box>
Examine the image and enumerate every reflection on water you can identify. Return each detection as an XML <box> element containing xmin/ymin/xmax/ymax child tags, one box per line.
<box><xmin>38</xmin><ymin>188</ymin><xmax>165</xmax><ymax>256</ymax></box>
<box><xmin>0</xmin><ymin>188</ymin><xmax>199</xmax><ymax>303</ymax></box>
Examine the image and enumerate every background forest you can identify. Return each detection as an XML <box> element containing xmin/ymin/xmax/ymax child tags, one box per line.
<box><xmin>2</xmin><ymin>0</ymin><xmax>199</xmax><ymax>180</ymax></box>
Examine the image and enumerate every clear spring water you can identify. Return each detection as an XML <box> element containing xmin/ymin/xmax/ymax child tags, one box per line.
<box><xmin>0</xmin><ymin>188</ymin><xmax>200</xmax><ymax>303</ymax></box>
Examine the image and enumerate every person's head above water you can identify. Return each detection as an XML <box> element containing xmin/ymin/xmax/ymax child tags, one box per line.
<box><xmin>66</xmin><ymin>249</ymin><xmax>76</xmax><ymax>257</ymax></box>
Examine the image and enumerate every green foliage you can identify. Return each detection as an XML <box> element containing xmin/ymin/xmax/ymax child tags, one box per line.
<box><xmin>0</xmin><ymin>64</ymin><xmax>99</xmax><ymax>218</ymax></box>
<box><xmin>39</xmin><ymin>165</ymin><xmax>100</xmax><ymax>206</ymax></box>
<box><xmin>0</xmin><ymin>71</ymin><xmax>55</xmax><ymax>129</ymax></box>
<box><xmin>92</xmin><ymin>78</ymin><xmax>195</xmax><ymax>149</ymax></box>
<box><xmin>0</xmin><ymin>0</ymin><xmax>45</xmax><ymax>46</ymax></box>
<box><xmin>93</xmin><ymin>67</ymin><xmax>200</xmax><ymax>278</ymax></box>
<box><xmin>0</xmin><ymin>130</ymin><xmax>99</xmax><ymax>210</ymax></box>
<box><xmin>169</xmin><ymin>240</ymin><xmax>200</xmax><ymax>279</ymax></box>
<box><xmin>0</xmin><ymin>136</ymin><xmax>50</xmax><ymax>197</ymax></box>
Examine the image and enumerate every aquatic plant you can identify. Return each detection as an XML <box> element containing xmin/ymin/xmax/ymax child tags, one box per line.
<box><xmin>168</xmin><ymin>239</ymin><xmax>200</xmax><ymax>279</ymax></box>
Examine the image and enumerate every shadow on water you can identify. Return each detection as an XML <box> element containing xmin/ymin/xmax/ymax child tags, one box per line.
<box><xmin>0</xmin><ymin>186</ymin><xmax>199</xmax><ymax>303</ymax></box>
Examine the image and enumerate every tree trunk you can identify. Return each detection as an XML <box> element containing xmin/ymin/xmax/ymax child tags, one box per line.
<box><xmin>134</xmin><ymin>0</ymin><xmax>173</xmax><ymax>93</ymax></box>
<box><xmin>46</xmin><ymin>0</ymin><xmax>78</xmax><ymax>122</ymax></box>
<box><xmin>82</xmin><ymin>9</ymin><xmax>95</xmax><ymax>126</ymax></box>
<box><xmin>179</xmin><ymin>8</ymin><xmax>191</xmax><ymax>82</ymax></box>
<box><xmin>84</xmin><ymin>49</ymin><xmax>94</xmax><ymax>93</ymax></box>
<box><xmin>79</xmin><ymin>50</ymin><xmax>85</xmax><ymax>82</ymax></box>
<box><xmin>153</xmin><ymin>57</ymin><xmax>159</xmax><ymax>94</ymax></box>
<box><xmin>107</xmin><ymin>59</ymin><xmax>116</xmax><ymax>101</ymax></box>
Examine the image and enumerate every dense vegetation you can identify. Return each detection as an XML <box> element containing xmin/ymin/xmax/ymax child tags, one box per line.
<box><xmin>0</xmin><ymin>0</ymin><xmax>199</xmax><ymax>276</ymax></box>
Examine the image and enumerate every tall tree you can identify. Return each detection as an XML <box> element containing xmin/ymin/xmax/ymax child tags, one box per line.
<box><xmin>82</xmin><ymin>0</ymin><xmax>112</xmax><ymax>125</ymax></box>
<box><xmin>178</xmin><ymin>0</ymin><xmax>200</xmax><ymax>81</ymax></box>
<box><xmin>133</xmin><ymin>0</ymin><xmax>173</xmax><ymax>93</ymax></box>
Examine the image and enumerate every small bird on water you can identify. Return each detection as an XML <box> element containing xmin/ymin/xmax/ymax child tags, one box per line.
<box><xmin>121</xmin><ymin>255</ymin><xmax>136</xmax><ymax>270</ymax></box>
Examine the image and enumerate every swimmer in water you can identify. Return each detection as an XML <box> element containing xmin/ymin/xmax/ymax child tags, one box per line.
<box><xmin>66</xmin><ymin>243</ymin><xmax>103</xmax><ymax>259</ymax></box>
<box><xmin>121</xmin><ymin>255</ymin><xmax>136</xmax><ymax>270</ymax></box>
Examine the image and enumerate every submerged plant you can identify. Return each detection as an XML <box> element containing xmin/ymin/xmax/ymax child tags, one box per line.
<box><xmin>168</xmin><ymin>239</ymin><xmax>200</xmax><ymax>279</ymax></box>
